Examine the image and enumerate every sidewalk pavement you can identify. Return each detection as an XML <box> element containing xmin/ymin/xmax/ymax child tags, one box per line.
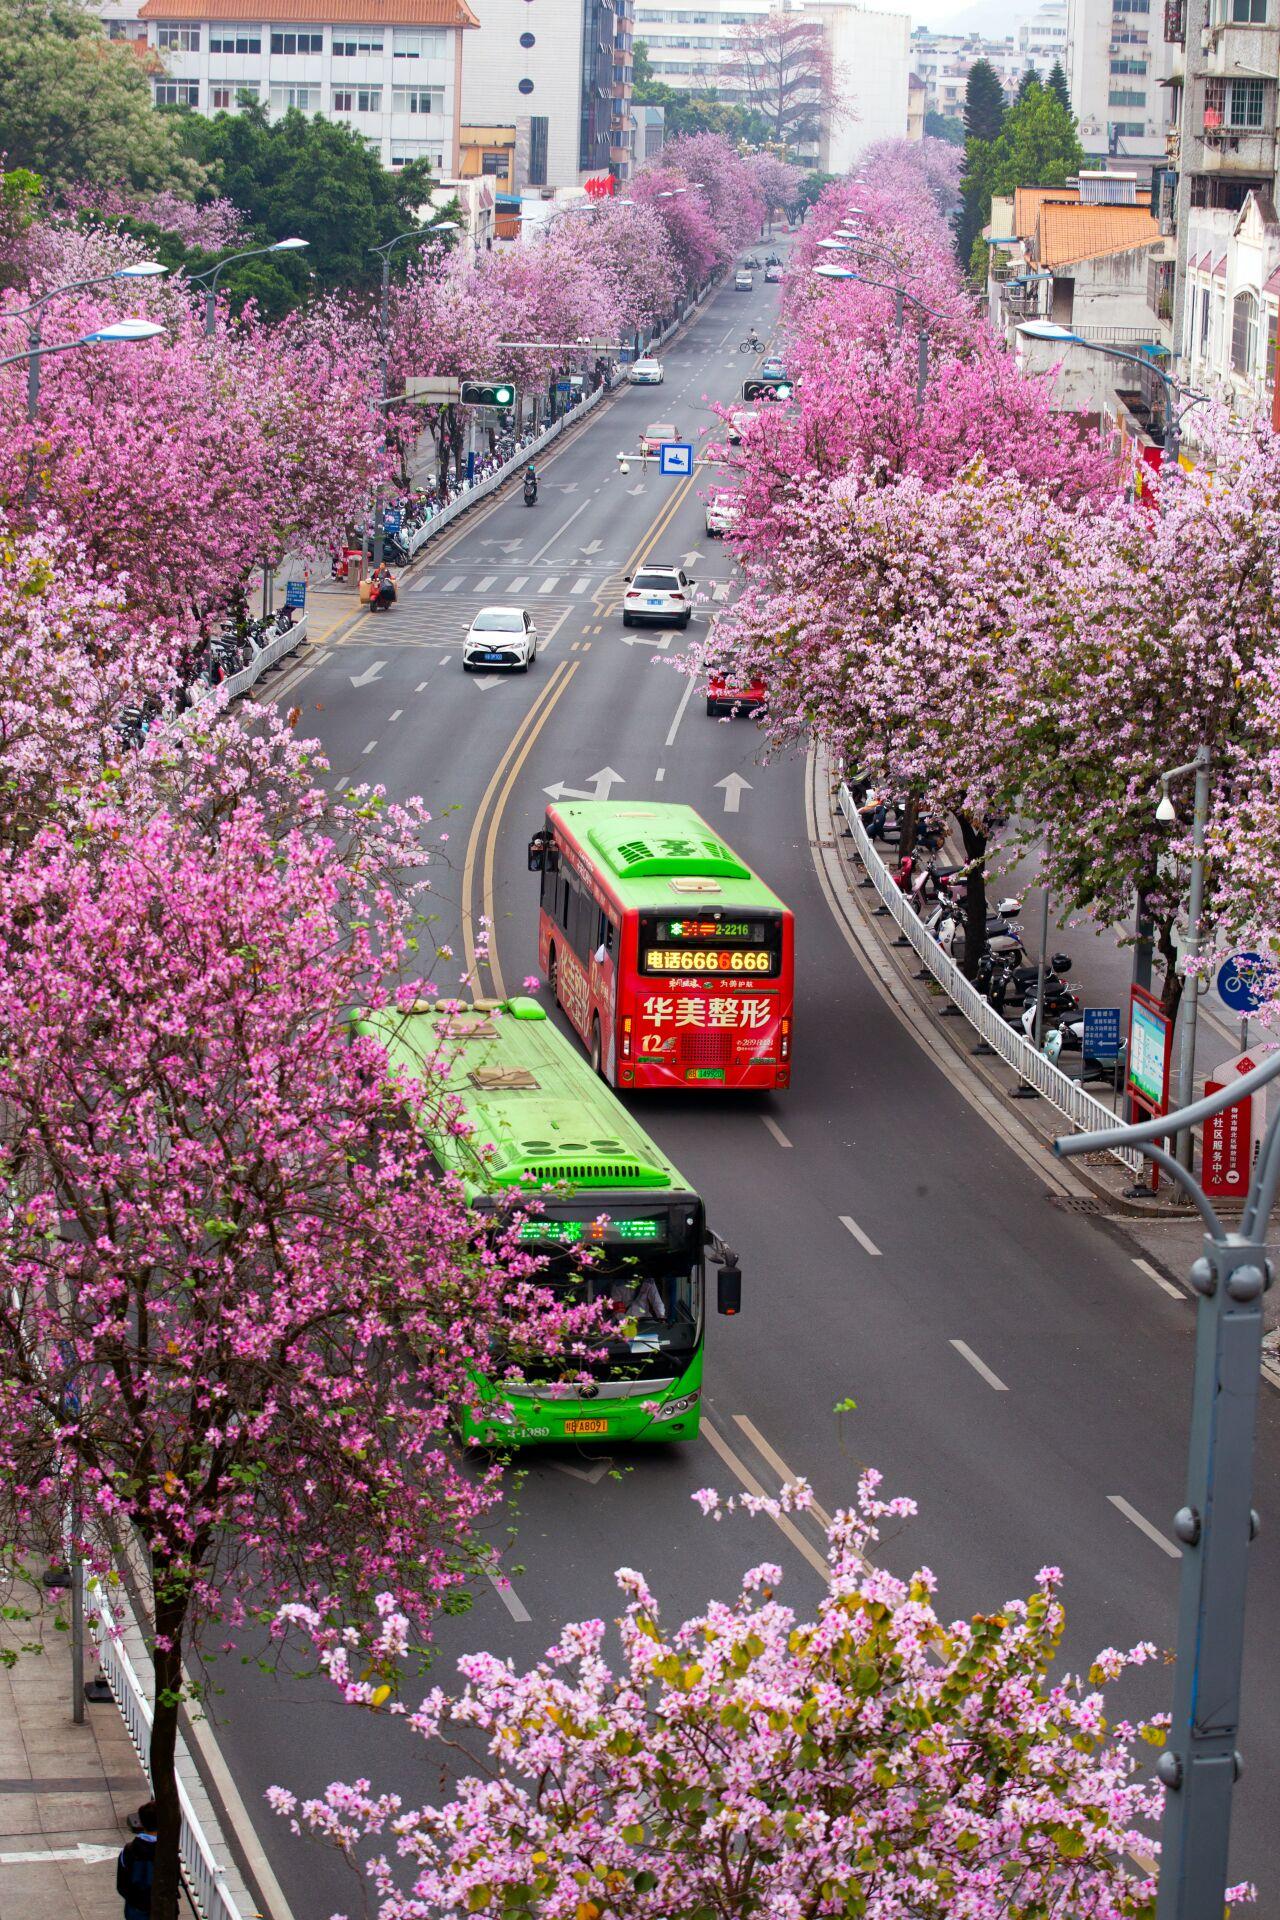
<box><xmin>0</xmin><ymin>1577</ymin><xmax>148</xmax><ymax>1920</ymax></box>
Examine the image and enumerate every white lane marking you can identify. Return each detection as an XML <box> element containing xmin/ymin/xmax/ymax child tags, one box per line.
<box><xmin>415</xmin><ymin>680</ymin><xmax>429</xmax><ymax>692</ymax></box>
<box><xmin>762</xmin><ymin>1115</ymin><xmax>792</xmax><ymax>1149</ymax></box>
<box><xmin>537</xmin><ymin>606</ymin><xmax>572</xmax><ymax>655</ymax></box>
<box><xmin>664</xmin><ymin>672</ymin><xmax>697</xmax><ymax>748</ymax></box>
<box><xmin>528</xmin><ymin>497</ymin><xmax>591</xmax><ymax>566</ymax></box>
<box><xmin>475</xmin><ymin>574</ymin><xmax>496</xmax><ymax>591</ymax></box>
<box><xmin>1108</xmin><ymin>1494</ymin><xmax>1180</xmax><ymax>1559</ymax></box>
<box><xmin>362</xmin><ymin>739</ymin><xmax>377</xmax><ymax>755</ymax></box>
<box><xmin>712</xmin><ymin>582</ymin><xmax>731</xmax><ymax>602</ymax></box>
<box><xmin>439</xmin><ymin>655</ymin><xmax>451</xmax><ymax>665</ymax></box>
<box><xmin>0</xmin><ymin>1842</ymin><xmax>122</xmax><ymax>1867</ymax></box>
<box><xmin>537</xmin><ymin>576</ymin><xmax>560</xmax><ymax>594</ymax></box>
<box><xmin>487</xmin><ymin>1569</ymin><xmax>531</xmax><ymax>1621</ymax></box>
<box><xmin>571</xmin><ymin>576</ymin><xmax>591</xmax><ymax>594</ymax></box>
<box><xmin>839</xmin><ymin>1214</ymin><xmax>882</xmax><ymax>1257</ymax></box>
<box><xmin>1133</xmin><ymin>1257</ymin><xmax>1183</xmax><ymax>1300</ymax></box>
<box><xmin>335</xmin><ymin>774</ymin><xmax>351</xmax><ymax>791</ymax></box>
<box><xmin>700</xmin><ymin>1418</ymin><xmax>829</xmax><ymax>1581</ymax></box>
<box><xmin>550</xmin><ymin>1458</ymin><xmax>612</xmax><ymax>1484</ymax></box>
<box><xmin>731</xmin><ymin>1416</ymin><xmax>836</xmax><ymax>1532</ymax></box>
<box><xmin>508</xmin><ymin>575</ymin><xmax>529</xmax><ymax>592</ymax></box>
<box><xmin>440</xmin><ymin>575</ymin><xmax>465</xmax><ymax>593</ymax></box>
<box><xmin>950</xmin><ymin>1340</ymin><xmax>1008</xmax><ymax>1392</ymax></box>
<box><xmin>388</xmin><ymin>708</ymin><xmax>402</xmax><ymax>722</ymax></box>
<box><xmin>408</xmin><ymin>571</ymin><xmax>435</xmax><ymax>594</ymax></box>
<box><xmin>655</xmin><ymin>766</ymin><xmax>665</xmax><ymax>782</ymax></box>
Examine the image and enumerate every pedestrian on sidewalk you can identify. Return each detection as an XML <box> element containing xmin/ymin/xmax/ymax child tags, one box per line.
<box><xmin>117</xmin><ymin>1801</ymin><xmax>157</xmax><ymax>1919</ymax></box>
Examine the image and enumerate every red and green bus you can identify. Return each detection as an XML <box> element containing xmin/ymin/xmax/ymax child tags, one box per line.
<box><xmin>528</xmin><ymin>800</ymin><xmax>793</xmax><ymax>1091</ymax></box>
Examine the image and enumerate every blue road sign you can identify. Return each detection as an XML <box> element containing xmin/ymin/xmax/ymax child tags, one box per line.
<box><xmin>555</xmin><ymin>379</ymin><xmax>573</xmax><ymax>394</ymax></box>
<box><xmin>382</xmin><ymin>508</ymin><xmax>402</xmax><ymax>535</ymax></box>
<box><xmin>659</xmin><ymin>441</ymin><xmax>693</xmax><ymax>477</ymax></box>
<box><xmin>284</xmin><ymin>579</ymin><xmax>307</xmax><ymax>609</ymax></box>
<box><xmin>1082</xmin><ymin>1007</ymin><xmax>1122</xmax><ymax>1060</ymax></box>
<box><xmin>1217</xmin><ymin>951</ymin><xmax>1268</xmax><ymax>1014</ymax></box>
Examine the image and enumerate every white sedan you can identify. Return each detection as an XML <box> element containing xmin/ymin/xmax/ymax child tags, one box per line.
<box><xmin>462</xmin><ymin>606</ymin><xmax>538</xmax><ymax>672</ymax></box>
<box><xmin>628</xmin><ymin>356</ymin><xmax>665</xmax><ymax>385</ymax></box>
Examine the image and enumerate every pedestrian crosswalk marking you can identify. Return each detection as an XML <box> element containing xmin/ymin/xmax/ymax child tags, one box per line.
<box><xmin>441</xmin><ymin>575</ymin><xmax>465</xmax><ymax>593</ymax></box>
<box><xmin>537</xmin><ymin>577</ymin><xmax>558</xmax><ymax>594</ymax></box>
<box><xmin>571</xmin><ymin>577</ymin><xmax>591</xmax><ymax>594</ymax></box>
<box><xmin>408</xmin><ymin>572</ymin><xmax>435</xmax><ymax>594</ymax></box>
<box><xmin>712</xmin><ymin>582</ymin><xmax>730</xmax><ymax>602</ymax></box>
<box><xmin>475</xmin><ymin>574</ymin><xmax>496</xmax><ymax>591</ymax></box>
<box><xmin>509</xmin><ymin>575</ymin><xmax>529</xmax><ymax>591</ymax></box>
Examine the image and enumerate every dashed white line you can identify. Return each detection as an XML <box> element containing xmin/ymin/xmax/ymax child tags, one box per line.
<box><xmin>334</xmin><ymin>773</ymin><xmax>350</xmax><ymax>791</ymax></box>
<box><xmin>762</xmin><ymin>1115</ymin><xmax>792</xmax><ymax>1149</ymax></box>
<box><xmin>362</xmin><ymin>739</ymin><xmax>377</xmax><ymax>755</ymax></box>
<box><xmin>415</xmin><ymin>680</ymin><xmax>429</xmax><ymax>693</ymax></box>
<box><xmin>1133</xmin><ymin>1257</ymin><xmax>1183</xmax><ymax>1299</ymax></box>
<box><xmin>439</xmin><ymin>655</ymin><xmax>451</xmax><ymax>666</ymax></box>
<box><xmin>1108</xmin><ymin>1494</ymin><xmax>1180</xmax><ymax>1558</ymax></box>
<box><xmin>664</xmin><ymin>672</ymin><xmax>697</xmax><ymax>748</ymax></box>
<box><xmin>839</xmin><ymin>1214</ymin><xmax>882</xmax><ymax>1257</ymax></box>
<box><xmin>655</xmin><ymin>766</ymin><xmax>665</xmax><ymax>782</ymax></box>
<box><xmin>950</xmin><ymin>1340</ymin><xmax>1008</xmax><ymax>1392</ymax></box>
<box><xmin>388</xmin><ymin>708</ymin><xmax>402</xmax><ymax>722</ymax></box>
<box><xmin>486</xmin><ymin>1569</ymin><xmax>531</xmax><ymax>1622</ymax></box>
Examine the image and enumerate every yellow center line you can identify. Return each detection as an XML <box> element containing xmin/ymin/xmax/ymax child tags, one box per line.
<box><xmin>481</xmin><ymin>661</ymin><xmax>581</xmax><ymax>1000</ymax></box>
<box><xmin>461</xmin><ymin>662</ymin><xmax>573</xmax><ymax>986</ymax></box>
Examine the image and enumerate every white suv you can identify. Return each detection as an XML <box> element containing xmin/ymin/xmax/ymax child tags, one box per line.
<box><xmin>622</xmin><ymin>565</ymin><xmax>695</xmax><ymax>629</ymax></box>
<box><xmin>463</xmin><ymin>606</ymin><xmax>538</xmax><ymax>671</ymax></box>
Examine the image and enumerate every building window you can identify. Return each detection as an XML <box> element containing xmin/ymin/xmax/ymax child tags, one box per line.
<box><xmin>209</xmin><ymin>25</ymin><xmax>260</xmax><ymax>51</ymax></box>
<box><xmin>481</xmin><ymin>149</ymin><xmax>508</xmax><ymax>173</ymax></box>
<box><xmin>270</xmin><ymin>84</ymin><xmax>318</xmax><ymax>110</ymax></box>
<box><xmin>529</xmin><ymin>113</ymin><xmax>549</xmax><ymax>184</ymax></box>
<box><xmin>155</xmin><ymin>22</ymin><xmax>200</xmax><ymax>49</ymax></box>
<box><xmin>105</xmin><ymin>19</ymin><xmax>141</xmax><ymax>37</ymax></box>
<box><xmin>1108</xmin><ymin>119</ymin><xmax>1146</xmax><ymax>135</ymax></box>
<box><xmin>1111</xmin><ymin>0</ymin><xmax>1151</xmax><ymax>13</ymax></box>
<box><xmin>393</xmin><ymin>87</ymin><xmax>442</xmax><ymax>113</ymax></box>
<box><xmin>391</xmin><ymin>143</ymin><xmax>443</xmax><ymax>166</ymax></box>
<box><xmin>1232</xmin><ymin>290</ymin><xmax>1258</xmax><ymax>374</ymax></box>
<box><xmin>1231</xmin><ymin>0</ymin><xmax>1266</xmax><ymax>18</ymax></box>
<box><xmin>1230</xmin><ymin>77</ymin><xmax>1265</xmax><ymax>125</ymax></box>
<box><xmin>1109</xmin><ymin>87</ymin><xmax>1146</xmax><ymax>104</ymax></box>
<box><xmin>154</xmin><ymin>79</ymin><xmax>199</xmax><ymax>104</ymax></box>
<box><xmin>1267</xmin><ymin>306</ymin><xmax>1277</xmax><ymax>384</ymax></box>
<box><xmin>270</xmin><ymin>31</ymin><xmax>323</xmax><ymax>53</ymax></box>
<box><xmin>1199</xmin><ymin>285</ymin><xmax>1210</xmax><ymax>354</ymax></box>
<box><xmin>334</xmin><ymin>86</ymin><xmax>382</xmax><ymax>111</ymax></box>
<box><xmin>333</xmin><ymin>31</ymin><xmax>384</xmax><ymax>54</ymax></box>
<box><xmin>1110</xmin><ymin>56</ymin><xmax>1148</xmax><ymax>70</ymax></box>
<box><xmin>392</xmin><ymin>28</ymin><xmax>446</xmax><ymax>56</ymax></box>
<box><xmin>211</xmin><ymin>81</ymin><xmax>255</xmax><ymax>107</ymax></box>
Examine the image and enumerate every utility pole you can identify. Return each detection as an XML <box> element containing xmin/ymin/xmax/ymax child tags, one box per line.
<box><xmin>1056</xmin><ymin>1053</ymin><xmax>1277</xmax><ymax>1920</ymax></box>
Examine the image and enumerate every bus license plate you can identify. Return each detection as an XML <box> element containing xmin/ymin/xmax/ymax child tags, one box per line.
<box><xmin>564</xmin><ymin>1418</ymin><xmax>608</xmax><ymax>1436</ymax></box>
<box><xmin>689</xmin><ymin>1068</ymin><xmax>725</xmax><ymax>1080</ymax></box>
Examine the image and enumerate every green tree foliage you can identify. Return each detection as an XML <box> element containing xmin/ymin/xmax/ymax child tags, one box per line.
<box><xmin>0</xmin><ymin>0</ymin><xmax>203</xmax><ymax>194</ymax></box>
<box><xmin>1047</xmin><ymin>59</ymin><xmax>1071</xmax><ymax>110</ymax></box>
<box><xmin>925</xmin><ymin>110</ymin><xmax>965</xmax><ymax>147</ymax></box>
<box><xmin>963</xmin><ymin>59</ymin><xmax>1006</xmax><ymax>143</ymax></box>
<box><xmin>631</xmin><ymin>41</ymin><xmax>772</xmax><ymax>147</ymax></box>
<box><xmin>177</xmin><ymin>101</ymin><xmax>445</xmax><ymax>296</ymax></box>
<box><xmin>1016</xmin><ymin>64</ymin><xmax>1039</xmax><ymax>100</ymax></box>
<box><xmin>956</xmin><ymin>76</ymin><xmax>1083</xmax><ymax>273</ymax></box>
<box><xmin>794</xmin><ymin>170</ymin><xmax>837</xmax><ymax>216</ymax></box>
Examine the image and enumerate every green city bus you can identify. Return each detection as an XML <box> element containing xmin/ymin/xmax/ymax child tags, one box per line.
<box><xmin>365</xmin><ymin>994</ymin><xmax>742</xmax><ymax>1446</ymax></box>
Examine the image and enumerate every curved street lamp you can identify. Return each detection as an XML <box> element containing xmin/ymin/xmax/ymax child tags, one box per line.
<box><xmin>366</xmin><ymin>219</ymin><xmax>460</xmax><ymax>568</ymax></box>
<box><xmin>810</xmin><ymin>263</ymin><xmax>946</xmax><ymax>409</ymax></box>
<box><xmin>5</xmin><ymin>261</ymin><xmax>168</xmax><ymax>421</ymax></box>
<box><xmin>1017</xmin><ymin>318</ymin><xmax>1203</xmax><ymax>460</ymax></box>
<box><xmin>190</xmin><ymin>237</ymin><xmax>310</xmax><ymax>338</ymax></box>
<box><xmin>2</xmin><ymin>319</ymin><xmax>166</xmax><ymax>501</ymax></box>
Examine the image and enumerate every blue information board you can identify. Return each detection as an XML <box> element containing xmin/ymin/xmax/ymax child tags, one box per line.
<box><xmin>284</xmin><ymin>579</ymin><xmax>307</xmax><ymax>609</ymax></box>
<box><xmin>659</xmin><ymin>441</ymin><xmax>693</xmax><ymax>477</ymax></box>
<box><xmin>1082</xmin><ymin>1007</ymin><xmax>1121</xmax><ymax>1059</ymax></box>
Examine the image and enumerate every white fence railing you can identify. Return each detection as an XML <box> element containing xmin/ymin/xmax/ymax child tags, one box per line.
<box><xmin>189</xmin><ymin>610</ymin><xmax>310</xmax><ymax>708</ymax></box>
<box><xmin>85</xmin><ymin>1566</ymin><xmax>250</xmax><ymax>1920</ymax></box>
<box><xmin>836</xmin><ymin>784</ymin><xmax>1144</xmax><ymax>1176</ymax></box>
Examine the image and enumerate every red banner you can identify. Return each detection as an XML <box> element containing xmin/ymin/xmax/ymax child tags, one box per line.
<box><xmin>1203</xmin><ymin>1078</ymin><xmax>1253</xmax><ymax>1198</ymax></box>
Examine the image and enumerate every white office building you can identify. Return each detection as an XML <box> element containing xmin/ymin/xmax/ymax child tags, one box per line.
<box><xmin>1066</xmin><ymin>0</ymin><xmax>1172</xmax><ymax>169</ymax></box>
<box><xmin>459</xmin><ymin>0</ymin><xmax>634</xmax><ymax>189</ymax></box>
<box><xmin>1018</xmin><ymin>0</ymin><xmax>1069</xmax><ymax>77</ymax></box>
<box><xmin>119</xmin><ymin>0</ymin><xmax>475</xmax><ymax>173</ymax></box>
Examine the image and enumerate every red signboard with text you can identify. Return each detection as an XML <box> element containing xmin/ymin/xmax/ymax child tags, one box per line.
<box><xmin>1203</xmin><ymin>1079</ymin><xmax>1253</xmax><ymax>1198</ymax></box>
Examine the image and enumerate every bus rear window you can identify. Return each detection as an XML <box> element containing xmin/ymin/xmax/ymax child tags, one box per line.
<box><xmin>638</xmin><ymin>911</ymin><xmax>782</xmax><ymax>977</ymax></box>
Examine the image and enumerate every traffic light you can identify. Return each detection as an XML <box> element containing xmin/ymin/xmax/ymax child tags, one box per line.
<box><xmin>742</xmin><ymin>378</ymin><xmax>792</xmax><ymax>403</ymax></box>
<box><xmin>460</xmin><ymin>379</ymin><xmax>516</xmax><ymax>407</ymax></box>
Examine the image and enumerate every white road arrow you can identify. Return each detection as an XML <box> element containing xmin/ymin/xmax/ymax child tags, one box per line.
<box><xmin>470</xmin><ymin>675</ymin><xmax>502</xmax><ymax>691</ymax></box>
<box><xmin>550</xmin><ymin>1458</ymin><xmax>613</xmax><ymax>1484</ymax></box>
<box><xmin>559</xmin><ymin>482</ymin><xmax>579</xmax><ymax>493</ymax></box>
<box><xmin>682</xmin><ymin>549</ymin><xmax>704</xmax><ymax>567</ymax></box>
<box><xmin>715</xmin><ymin>772</ymin><xmax>752</xmax><ymax>814</ymax></box>
<box><xmin>348</xmin><ymin>659</ymin><xmax>387</xmax><ymax>690</ymax></box>
<box><xmin>619</xmin><ymin>631</ymin><xmax>674</xmax><ymax>650</ymax></box>
<box><xmin>543</xmin><ymin>766</ymin><xmax>626</xmax><ymax>802</ymax></box>
<box><xmin>580</xmin><ymin>539</ymin><xmax>603</xmax><ymax>555</ymax></box>
<box><xmin>626</xmin><ymin>482</ymin><xmax>646</xmax><ymax>496</ymax></box>
<box><xmin>480</xmin><ymin>537</ymin><xmax>523</xmax><ymax>553</ymax></box>
<box><xmin>0</xmin><ymin>1842</ymin><xmax>122</xmax><ymax>1867</ymax></box>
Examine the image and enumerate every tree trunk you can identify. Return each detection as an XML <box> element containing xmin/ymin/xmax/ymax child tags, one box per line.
<box><xmin>897</xmin><ymin>794</ymin><xmax>919</xmax><ymax>864</ymax></box>
<box><xmin>148</xmin><ymin>1589</ymin><xmax>188</xmax><ymax>1920</ymax></box>
<box><xmin>957</xmin><ymin>813</ymin><xmax>987</xmax><ymax>980</ymax></box>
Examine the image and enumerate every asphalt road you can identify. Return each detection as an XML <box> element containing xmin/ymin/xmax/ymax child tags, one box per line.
<box><xmin>214</xmin><ymin>257</ymin><xmax>1280</xmax><ymax>1919</ymax></box>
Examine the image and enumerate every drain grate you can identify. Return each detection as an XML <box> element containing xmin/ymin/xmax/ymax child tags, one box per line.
<box><xmin>1049</xmin><ymin>1195</ymin><xmax>1103</xmax><ymax>1214</ymax></box>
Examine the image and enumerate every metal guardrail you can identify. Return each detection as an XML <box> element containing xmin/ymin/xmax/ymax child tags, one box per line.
<box><xmin>189</xmin><ymin>611</ymin><xmax>310</xmax><ymax>708</ymax></box>
<box><xmin>836</xmin><ymin>784</ymin><xmax>1145</xmax><ymax>1176</ymax></box>
<box><xmin>85</xmin><ymin>1566</ymin><xmax>249</xmax><ymax>1920</ymax></box>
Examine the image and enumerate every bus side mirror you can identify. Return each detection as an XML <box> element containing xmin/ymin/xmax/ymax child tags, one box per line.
<box><xmin>717</xmin><ymin>1266</ymin><xmax>742</xmax><ymax>1316</ymax></box>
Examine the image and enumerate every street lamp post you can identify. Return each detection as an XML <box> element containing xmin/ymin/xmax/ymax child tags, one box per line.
<box><xmin>4</xmin><ymin>261</ymin><xmax>168</xmax><ymax>422</ymax></box>
<box><xmin>1017</xmin><ymin>319</ymin><xmax>1203</xmax><ymax>461</ymax></box>
<box><xmin>190</xmin><ymin>237</ymin><xmax>310</xmax><ymax>339</ymax></box>
<box><xmin>1156</xmin><ymin>746</ymin><xmax>1213</xmax><ymax>1171</ymax></box>
<box><xmin>811</xmin><ymin>263</ymin><xmax>943</xmax><ymax>411</ymax></box>
<box><xmin>365</xmin><ymin>221</ymin><xmax>458</xmax><ymax>571</ymax></box>
<box><xmin>0</xmin><ymin>320</ymin><xmax>167</xmax><ymax>432</ymax></box>
<box><xmin>1055</xmin><ymin>1056</ymin><xmax>1278</xmax><ymax>1920</ymax></box>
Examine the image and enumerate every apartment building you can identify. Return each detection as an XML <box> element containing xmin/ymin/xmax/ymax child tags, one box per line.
<box><xmin>1066</xmin><ymin>0</ymin><xmax>1173</xmax><ymax>170</ymax></box>
<box><xmin>460</xmin><ymin>0</ymin><xmax>634</xmax><ymax>187</ymax></box>
<box><xmin>122</xmin><ymin>0</ymin><xmax>474</xmax><ymax>171</ymax></box>
<box><xmin>1019</xmin><ymin>0</ymin><xmax>1070</xmax><ymax>77</ymax></box>
<box><xmin>909</xmin><ymin>28</ymin><xmax>1025</xmax><ymax>121</ymax></box>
